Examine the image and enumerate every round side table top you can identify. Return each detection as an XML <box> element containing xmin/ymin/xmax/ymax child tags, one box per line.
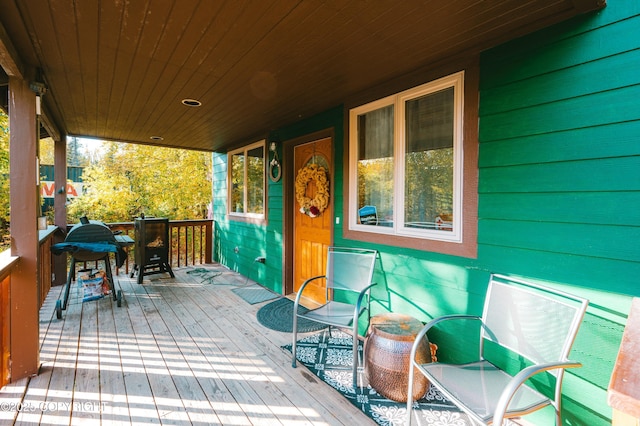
<box><xmin>369</xmin><ymin>313</ymin><xmax>423</xmax><ymax>342</ymax></box>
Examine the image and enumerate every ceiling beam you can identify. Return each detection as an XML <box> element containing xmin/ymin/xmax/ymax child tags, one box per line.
<box><xmin>40</xmin><ymin>104</ymin><xmax>61</xmax><ymax>142</ymax></box>
<box><xmin>571</xmin><ymin>0</ymin><xmax>607</xmax><ymax>13</ymax></box>
<box><xmin>0</xmin><ymin>20</ymin><xmax>24</xmax><ymax>78</ymax></box>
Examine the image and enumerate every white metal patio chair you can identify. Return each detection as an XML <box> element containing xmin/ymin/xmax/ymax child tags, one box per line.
<box><xmin>291</xmin><ymin>247</ymin><xmax>378</xmax><ymax>388</ymax></box>
<box><xmin>406</xmin><ymin>273</ymin><xmax>588</xmax><ymax>425</ymax></box>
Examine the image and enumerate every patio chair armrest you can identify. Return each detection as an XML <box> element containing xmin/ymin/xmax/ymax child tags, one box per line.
<box><xmin>293</xmin><ymin>275</ymin><xmax>326</xmax><ymax>307</ymax></box>
<box><xmin>408</xmin><ymin>314</ymin><xmax>480</xmax><ymax>365</ymax></box>
<box><xmin>353</xmin><ymin>282</ymin><xmax>377</xmax><ymax>326</ymax></box>
<box><xmin>493</xmin><ymin>360</ymin><xmax>583</xmax><ymax>424</ymax></box>
<box><xmin>355</xmin><ymin>282</ymin><xmax>377</xmax><ymax>308</ymax></box>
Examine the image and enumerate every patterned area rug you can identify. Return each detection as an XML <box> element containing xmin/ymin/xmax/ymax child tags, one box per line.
<box><xmin>284</xmin><ymin>329</ymin><xmax>475</xmax><ymax>426</ymax></box>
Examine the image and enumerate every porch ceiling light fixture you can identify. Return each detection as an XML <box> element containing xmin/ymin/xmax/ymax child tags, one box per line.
<box><xmin>181</xmin><ymin>98</ymin><xmax>202</xmax><ymax>107</ymax></box>
<box><xmin>30</xmin><ymin>68</ymin><xmax>48</xmax><ymax>96</ymax></box>
<box><xmin>150</xmin><ymin>136</ymin><xmax>164</xmax><ymax>141</ymax></box>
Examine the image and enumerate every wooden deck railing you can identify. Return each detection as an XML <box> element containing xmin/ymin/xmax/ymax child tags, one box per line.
<box><xmin>106</xmin><ymin>222</ymin><xmax>135</xmax><ymax>274</ymax></box>
<box><xmin>38</xmin><ymin>226</ymin><xmax>58</xmax><ymax>308</ymax></box>
<box><xmin>0</xmin><ymin>228</ymin><xmax>56</xmax><ymax>388</ymax></box>
<box><xmin>167</xmin><ymin>219</ymin><xmax>214</xmax><ymax>267</ymax></box>
<box><xmin>0</xmin><ymin>249</ymin><xmax>20</xmax><ymax>389</ymax></box>
<box><xmin>108</xmin><ymin>219</ymin><xmax>214</xmax><ymax>271</ymax></box>
<box><xmin>56</xmin><ymin>219</ymin><xmax>213</xmax><ymax>278</ymax></box>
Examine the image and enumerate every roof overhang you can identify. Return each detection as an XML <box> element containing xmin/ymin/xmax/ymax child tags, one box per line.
<box><xmin>0</xmin><ymin>0</ymin><xmax>605</xmax><ymax>152</ymax></box>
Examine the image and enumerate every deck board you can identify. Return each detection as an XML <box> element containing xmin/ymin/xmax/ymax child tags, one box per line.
<box><xmin>36</xmin><ymin>279</ymin><xmax>84</xmax><ymax>426</ymax></box>
<box><xmin>112</xmin><ymin>278</ymin><xmax>159</xmax><ymax>425</ymax></box>
<box><xmin>12</xmin><ymin>286</ymin><xmax>62</xmax><ymax>425</ymax></box>
<box><xmin>96</xmin><ymin>291</ymin><xmax>130</xmax><ymax>425</ymax></box>
<box><xmin>1</xmin><ymin>264</ymin><xmax>374</xmax><ymax>426</ymax></box>
<box><xmin>168</xmin><ymin>283</ymin><xmax>312</xmax><ymax>425</ymax></box>
<box><xmin>163</xmin><ymin>276</ymin><xmax>301</xmax><ymax>425</ymax></box>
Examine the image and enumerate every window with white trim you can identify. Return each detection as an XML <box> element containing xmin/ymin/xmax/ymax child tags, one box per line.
<box><xmin>349</xmin><ymin>72</ymin><xmax>464</xmax><ymax>242</ymax></box>
<box><xmin>228</xmin><ymin>141</ymin><xmax>265</xmax><ymax>217</ymax></box>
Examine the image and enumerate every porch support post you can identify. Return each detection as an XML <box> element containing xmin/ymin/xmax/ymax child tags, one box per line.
<box><xmin>8</xmin><ymin>76</ymin><xmax>40</xmax><ymax>379</ymax></box>
<box><xmin>52</xmin><ymin>134</ymin><xmax>67</xmax><ymax>286</ymax></box>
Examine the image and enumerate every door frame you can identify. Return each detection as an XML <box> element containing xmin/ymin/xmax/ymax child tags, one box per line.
<box><xmin>281</xmin><ymin>128</ymin><xmax>335</xmax><ymax>295</ymax></box>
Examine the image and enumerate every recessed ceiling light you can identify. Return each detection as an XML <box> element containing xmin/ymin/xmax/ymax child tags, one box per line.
<box><xmin>181</xmin><ymin>98</ymin><xmax>202</xmax><ymax>107</ymax></box>
<box><xmin>150</xmin><ymin>136</ymin><xmax>164</xmax><ymax>141</ymax></box>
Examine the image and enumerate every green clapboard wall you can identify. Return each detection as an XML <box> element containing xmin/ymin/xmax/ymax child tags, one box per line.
<box><xmin>212</xmin><ymin>3</ymin><xmax>640</xmax><ymax>424</ymax></box>
<box><xmin>212</xmin><ymin>107</ymin><xmax>344</xmax><ymax>293</ymax></box>
<box><xmin>472</xmin><ymin>3</ymin><xmax>640</xmax><ymax>424</ymax></box>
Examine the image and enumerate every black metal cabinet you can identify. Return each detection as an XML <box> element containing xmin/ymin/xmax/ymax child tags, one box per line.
<box><xmin>131</xmin><ymin>217</ymin><xmax>174</xmax><ymax>284</ymax></box>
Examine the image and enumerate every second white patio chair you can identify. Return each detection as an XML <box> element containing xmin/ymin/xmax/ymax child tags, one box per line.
<box><xmin>291</xmin><ymin>247</ymin><xmax>378</xmax><ymax>388</ymax></box>
<box><xmin>406</xmin><ymin>273</ymin><xmax>588</xmax><ymax>426</ymax></box>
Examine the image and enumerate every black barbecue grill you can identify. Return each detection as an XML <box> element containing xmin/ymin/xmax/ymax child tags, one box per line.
<box><xmin>51</xmin><ymin>219</ymin><xmax>133</xmax><ymax>319</ymax></box>
<box><xmin>130</xmin><ymin>217</ymin><xmax>174</xmax><ymax>284</ymax></box>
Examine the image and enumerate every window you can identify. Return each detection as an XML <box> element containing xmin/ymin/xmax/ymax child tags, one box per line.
<box><xmin>228</xmin><ymin>141</ymin><xmax>265</xmax><ymax>218</ymax></box>
<box><xmin>349</xmin><ymin>72</ymin><xmax>464</xmax><ymax>242</ymax></box>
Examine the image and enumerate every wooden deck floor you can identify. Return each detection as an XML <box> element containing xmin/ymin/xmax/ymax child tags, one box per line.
<box><xmin>0</xmin><ymin>265</ymin><xmax>374</xmax><ymax>425</ymax></box>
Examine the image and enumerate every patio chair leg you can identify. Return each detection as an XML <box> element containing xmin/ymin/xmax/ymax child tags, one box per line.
<box><xmin>352</xmin><ymin>324</ymin><xmax>359</xmax><ymax>389</ymax></box>
<box><xmin>406</xmin><ymin>363</ymin><xmax>416</xmax><ymax>426</ymax></box>
<box><xmin>61</xmin><ymin>257</ymin><xmax>76</xmax><ymax>311</ymax></box>
<box><xmin>291</xmin><ymin>310</ymin><xmax>299</xmax><ymax>368</ymax></box>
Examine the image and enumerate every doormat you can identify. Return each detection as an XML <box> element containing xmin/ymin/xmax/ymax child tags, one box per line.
<box><xmin>256</xmin><ymin>298</ymin><xmax>328</xmax><ymax>333</ymax></box>
<box><xmin>283</xmin><ymin>329</ymin><xmax>475</xmax><ymax>426</ymax></box>
<box><xmin>232</xmin><ymin>284</ymin><xmax>280</xmax><ymax>305</ymax></box>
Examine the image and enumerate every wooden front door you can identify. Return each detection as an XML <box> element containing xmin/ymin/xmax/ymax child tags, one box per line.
<box><xmin>293</xmin><ymin>137</ymin><xmax>333</xmax><ymax>303</ymax></box>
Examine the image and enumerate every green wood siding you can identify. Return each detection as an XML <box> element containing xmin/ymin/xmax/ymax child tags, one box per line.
<box><xmin>478</xmin><ymin>2</ymin><xmax>640</xmax><ymax>292</ymax></box>
<box><xmin>212</xmin><ymin>3</ymin><xmax>639</xmax><ymax>424</ymax></box>
<box><xmin>474</xmin><ymin>3</ymin><xmax>640</xmax><ymax>424</ymax></box>
<box><xmin>212</xmin><ymin>107</ymin><xmax>343</xmax><ymax>292</ymax></box>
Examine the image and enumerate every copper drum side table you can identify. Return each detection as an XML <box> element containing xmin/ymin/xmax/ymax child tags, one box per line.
<box><xmin>364</xmin><ymin>313</ymin><xmax>434</xmax><ymax>403</ymax></box>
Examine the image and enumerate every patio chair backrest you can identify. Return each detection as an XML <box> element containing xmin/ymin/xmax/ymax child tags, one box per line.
<box><xmin>481</xmin><ymin>274</ymin><xmax>588</xmax><ymax>374</ymax></box>
<box><xmin>326</xmin><ymin>247</ymin><xmax>377</xmax><ymax>293</ymax></box>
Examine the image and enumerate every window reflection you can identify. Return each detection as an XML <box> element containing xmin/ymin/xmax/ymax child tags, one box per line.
<box><xmin>357</xmin><ymin>105</ymin><xmax>394</xmax><ymax>225</ymax></box>
<box><xmin>404</xmin><ymin>88</ymin><xmax>454</xmax><ymax>230</ymax></box>
<box><xmin>228</xmin><ymin>142</ymin><xmax>265</xmax><ymax>216</ymax></box>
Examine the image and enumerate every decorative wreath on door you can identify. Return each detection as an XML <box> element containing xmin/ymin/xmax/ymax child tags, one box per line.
<box><xmin>295</xmin><ymin>163</ymin><xmax>329</xmax><ymax>217</ymax></box>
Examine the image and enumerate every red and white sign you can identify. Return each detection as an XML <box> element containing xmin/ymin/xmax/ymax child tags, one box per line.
<box><xmin>41</xmin><ymin>181</ymin><xmax>83</xmax><ymax>198</ymax></box>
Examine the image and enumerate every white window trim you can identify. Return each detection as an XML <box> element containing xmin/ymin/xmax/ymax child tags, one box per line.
<box><xmin>348</xmin><ymin>71</ymin><xmax>464</xmax><ymax>243</ymax></box>
<box><xmin>227</xmin><ymin>140</ymin><xmax>266</xmax><ymax>219</ymax></box>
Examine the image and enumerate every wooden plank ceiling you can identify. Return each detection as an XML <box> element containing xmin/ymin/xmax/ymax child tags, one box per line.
<box><xmin>0</xmin><ymin>0</ymin><xmax>603</xmax><ymax>152</ymax></box>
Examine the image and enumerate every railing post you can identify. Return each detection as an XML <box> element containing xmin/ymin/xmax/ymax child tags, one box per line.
<box><xmin>52</xmin><ymin>134</ymin><xmax>68</xmax><ymax>286</ymax></box>
<box><xmin>8</xmin><ymin>76</ymin><xmax>40</xmax><ymax>380</ymax></box>
<box><xmin>190</xmin><ymin>225</ymin><xmax>195</xmax><ymax>266</ymax></box>
<box><xmin>176</xmin><ymin>225</ymin><xmax>181</xmax><ymax>267</ymax></box>
<box><xmin>205</xmin><ymin>220</ymin><xmax>213</xmax><ymax>264</ymax></box>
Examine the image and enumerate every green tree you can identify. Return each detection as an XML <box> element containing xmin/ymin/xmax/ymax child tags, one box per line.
<box><xmin>405</xmin><ymin>148</ymin><xmax>453</xmax><ymax>223</ymax></box>
<box><xmin>67</xmin><ymin>136</ymin><xmax>89</xmax><ymax>167</ymax></box>
<box><xmin>39</xmin><ymin>137</ymin><xmax>55</xmax><ymax>165</ymax></box>
<box><xmin>67</xmin><ymin>142</ymin><xmax>212</xmax><ymax>222</ymax></box>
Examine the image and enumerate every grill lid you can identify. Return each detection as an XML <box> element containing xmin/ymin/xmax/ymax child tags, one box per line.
<box><xmin>51</xmin><ymin>220</ymin><xmax>120</xmax><ymax>262</ymax></box>
<box><xmin>65</xmin><ymin>221</ymin><xmax>116</xmax><ymax>244</ymax></box>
